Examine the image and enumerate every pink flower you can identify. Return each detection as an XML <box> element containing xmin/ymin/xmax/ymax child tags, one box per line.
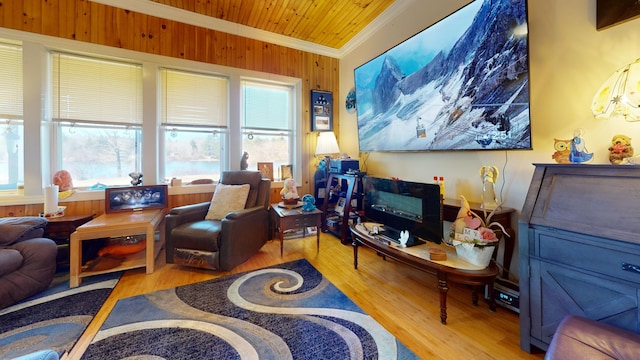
<box><xmin>478</xmin><ymin>227</ymin><xmax>498</xmax><ymax>242</ymax></box>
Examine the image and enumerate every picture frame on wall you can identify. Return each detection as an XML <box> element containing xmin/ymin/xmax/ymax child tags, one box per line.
<box><xmin>311</xmin><ymin>90</ymin><xmax>333</xmax><ymax>131</ymax></box>
<box><xmin>105</xmin><ymin>184</ymin><xmax>168</xmax><ymax>213</ymax></box>
<box><xmin>281</xmin><ymin>164</ymin><xmax>293</xmax><ymax>180</ymax></box>
<box><xmin>257</xmin><ymin>162</ymin><xmax>274</xmax><ymax>181</ymax></box>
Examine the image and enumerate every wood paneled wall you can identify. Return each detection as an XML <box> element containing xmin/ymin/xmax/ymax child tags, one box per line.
<box><xmin>0</xmin><ymin>187</ymin><xmax>284</xmax><ymax>218</ymax></box>
<box><xmin>0</xmin><ymin>0</ymin><xmax>337</xmax><ymax>201</ymax></box>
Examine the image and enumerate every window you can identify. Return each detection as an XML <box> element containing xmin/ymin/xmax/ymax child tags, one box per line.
<box><xmin>52</xmin><ymin>53</ymin><xmax>143</xmax><ymax>187</ymax></box>
<box><xmin>160</xmin><ymin>69</ymin><xmax>229</xmax><ymax>183</ymax></box>
<box><xmin>0</xmin><ymin>42</ymin><xmax>23</xmax><ymax>190</ymax></box>
<box><xmin>241</xmin><ymin>80</ymin><xmax>294</xmax><ymax>180</ymax></box>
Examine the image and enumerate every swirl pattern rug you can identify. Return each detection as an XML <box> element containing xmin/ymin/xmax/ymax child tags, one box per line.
<box><xmin>0</xmin><ymin>272</ymin><xmax>121</xmax><ymax>359</ymax></box>
<box><xmin>82</xmin><ymin>259</ymin><xmax>419</xmax><ymax>359</ymax></box>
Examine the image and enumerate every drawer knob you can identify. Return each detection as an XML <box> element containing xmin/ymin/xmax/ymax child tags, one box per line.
<box><xmin>622</xmin><ymin>262</ymin><xmax>640</xmax><ymax>274</ymax></box>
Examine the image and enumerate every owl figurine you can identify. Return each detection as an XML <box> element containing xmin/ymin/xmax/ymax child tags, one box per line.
<box><xmin>552</xmin><ymin>139</ymin><xmax>572</xmax><ymax>164</ymax></box>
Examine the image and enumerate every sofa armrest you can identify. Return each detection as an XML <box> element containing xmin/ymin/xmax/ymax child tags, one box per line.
<box><xmin>166</xmin><ymin>202</ymin><xmax>210</xmax><ymax>228</ymax></box>
<box><xmin>546</xmin><ymin>315</ymin><xmax>640</xmax><ymax>360</ymax></box>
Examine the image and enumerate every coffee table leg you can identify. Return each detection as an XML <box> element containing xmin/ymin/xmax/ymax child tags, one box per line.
<box><xmin>353</xmin><ymin>241</ymin><xmax>359</xmax><ymax>269</ymax></box>
<box><xmin>437</xmin><ymin>272</ymin><xmax>448</xmax><ymax>324</ymax></box>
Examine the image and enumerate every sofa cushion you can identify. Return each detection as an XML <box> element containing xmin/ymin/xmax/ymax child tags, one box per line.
<box><xmin>0</xmin><ymin>217</ymin><xmax>48</xmax><ymax>246</ymax></box>
<box><xmin>171</xmin><ymin>220</ymin><xmax>222</xmax><ymax>252</ymax></box>
<box><xmin>220</xmin><ymin>171</ymin><xmax>263</xmax><ymax>208</ymax></box>
<box><xmin>0</xmin><ymin>249</ymin><xmax>23</xmax><ymax>277</ymax></box>
<box><xmin>205</xmin><ymin>183</ymin><xmax>250</xmax><ymax>220</ymax></box>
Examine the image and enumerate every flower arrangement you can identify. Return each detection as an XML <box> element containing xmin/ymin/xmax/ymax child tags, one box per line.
<box><xmin>450</xmin><ymin>195</ymin><xmax>508</xmax><ymax>248</ymax></box>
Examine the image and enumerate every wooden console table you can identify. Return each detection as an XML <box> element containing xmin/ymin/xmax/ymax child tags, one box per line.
<box><xmin>69</xmin><ymin>209</ymin><xmax>165</xmax><ymax>287</ymax></box>
<box><xmin>443</xmin><ymin>198</ymin><xmax>516</xmax><ymax>279</ymax></box>
<box><xmin>351</xmin><ymin>223</ymin><xmax>498</xmax><ymax>324</ymax></box>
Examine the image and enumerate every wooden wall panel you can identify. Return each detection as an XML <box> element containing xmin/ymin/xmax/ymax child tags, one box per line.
<box><xmin>0</xmin><ymin>0</ymin><xmax>339</xmax><ymax>197</ymax></box>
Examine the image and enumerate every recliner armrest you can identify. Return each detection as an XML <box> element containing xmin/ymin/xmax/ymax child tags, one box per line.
<box><xmin>166</xmin><ymin>202</ymin><xmax>210</xmax><ymax>227</ymax></box>
<box><xmin>225</xmin><ymin>206</ymin><xmax>265</xmax><ymax>220</ymax></box>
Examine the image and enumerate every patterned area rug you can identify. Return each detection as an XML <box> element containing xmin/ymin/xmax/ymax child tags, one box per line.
<box><xmin>82</xmin><ymin>259</ymin><xmax>419</xmax><ymax>359</ymax></box>
<box><xmin>0</xmin><ymin>272</ymin><xmax>121</xmax><ymax>359</ymax></box>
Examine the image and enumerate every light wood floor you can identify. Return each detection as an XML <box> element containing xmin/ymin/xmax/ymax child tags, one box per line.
<box><xmin>65</xmin><ymin>233</ymin><xmax>545</xmax><ymax>360</ymax></box>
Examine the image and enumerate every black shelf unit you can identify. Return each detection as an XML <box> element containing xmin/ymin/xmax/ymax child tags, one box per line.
<box><xmin>320</xmin><ymin>172</ymin><xmax>365</xmax><ymax>244</ymax></box>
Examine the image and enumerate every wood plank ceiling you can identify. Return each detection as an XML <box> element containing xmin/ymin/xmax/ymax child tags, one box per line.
<box><xmin>150</xmin><ymin>0</ymin><xmax>396</xmax><ymax>49</ymax></box>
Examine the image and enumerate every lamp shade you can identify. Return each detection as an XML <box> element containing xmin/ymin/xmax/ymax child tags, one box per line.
<box><xmin>315</xmin><ymin>131</ymin><xmax>340</xmax><ymax>156</ymax></box>
<box><xmin>592</xmin><ymin>58</ymin><xmax>640</xmax><ymax>121</ymax></box>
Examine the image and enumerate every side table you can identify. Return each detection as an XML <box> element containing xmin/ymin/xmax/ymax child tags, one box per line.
<box><xmin>44</xmin><ymin>214</ymin><xmax>95</xmax><ymax>269</ymax></box>
<box><xmin>270</xmin><ymin>205</ymin><xmax>322</xmax><ymax>256</ymax></box>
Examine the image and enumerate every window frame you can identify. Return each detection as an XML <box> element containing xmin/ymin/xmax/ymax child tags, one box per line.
<box><xmin>0</xmin><ymin>33</ymin><xmax>303</xmax><ymax>202</ymax></box>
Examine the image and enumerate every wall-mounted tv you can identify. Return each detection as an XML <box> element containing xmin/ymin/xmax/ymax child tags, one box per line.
<box><xmin>354</xmin><ymin>0</ymin><xmax>530</xmax><ymax>152</ymax></box>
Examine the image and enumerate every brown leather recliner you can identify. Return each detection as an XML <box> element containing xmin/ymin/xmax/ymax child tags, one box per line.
<box><xmin>165</xmin><ymin>171</ymin><xmax>271</xmax><ymax>271</ymax></box>
<box><xmin>0</xmin><ymin>217</ymin><xmax>58</xmax><ymax>309</ymax></box>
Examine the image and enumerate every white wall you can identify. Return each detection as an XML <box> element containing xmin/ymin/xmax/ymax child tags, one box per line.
<box><xmin>339</xmin><ymin>0</ymin><xmax>640</xmax><ymax>212</ymax></box>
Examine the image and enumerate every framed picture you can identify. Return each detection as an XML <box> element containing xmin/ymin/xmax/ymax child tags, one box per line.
<box><xmin>597</xmin><ymin>0</ymin><xmax>640</xmax><ymax>30</ymax></box>
<box><xmin>311</xmin><ymin>90</ymin><xmax>333</xmax><ymax>131</ymax></box>
<box><xmin>334</xmin><ymin>197</ymin><xmax>346</xmax><ymax>216</ymax></box>
<box><xmin>281</xmin><ymin>164</ymin><xmax>293</xmax><ymax>180</ymax></box>
<box><xmin>257</xmin><ymin>162</ymin><xmax>274</xmax><ymax>181</ymax></box>
<box><xmin>105</xmin><ymin>184</ymin><xmax>168</xmax><ymax>213</ymax></box>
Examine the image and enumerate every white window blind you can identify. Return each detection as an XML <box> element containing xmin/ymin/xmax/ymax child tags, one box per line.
<box><xmin>52</xmin><ymin>52</ymin><xmax>142</xmax><ymax>124</ymax></box>
<box><xmin>161</xmin><ymin>69</ymin><xmax>228</xmax><ymax>127</ymax></box>
<box><xmin>0</xmin><ymin>42</ymin><xmax>23</xmax><ymax>119</ymax></box>
<box><xmin>243</xmin><ymin>80</ymin><xmax>292</xmax><ymax>130</ymax></box>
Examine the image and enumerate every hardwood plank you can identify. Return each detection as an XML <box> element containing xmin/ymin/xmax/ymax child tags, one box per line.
<box><xmin>64</xmin><ymin>233</ymin><xmax>545</xmax><ymax>359</ymax></box>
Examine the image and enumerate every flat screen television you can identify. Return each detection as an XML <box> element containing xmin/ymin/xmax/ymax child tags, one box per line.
<box><xmin>363</xmin><ymin>176</ymin><xmax>442</xmax><ymax>244</ymax></box>
<box><xmin>354</xmin><ymin>0</ymin><xmax>530</xmax><ymax>152</ymax></box>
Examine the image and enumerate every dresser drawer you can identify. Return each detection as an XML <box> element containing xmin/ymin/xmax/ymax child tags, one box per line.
<box><xmin>536</xmin><ymin>229</ymin><xmax>640</xmax><ymax>285</ymax></box>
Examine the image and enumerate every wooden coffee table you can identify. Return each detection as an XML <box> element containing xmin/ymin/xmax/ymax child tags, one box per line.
<box><xmin>351</xmin><ymin>223</ymin><xmax>498</xmax><ymax>324</ymax></box>
<box><xmin>69</xmin><ymin>209</ymin><xmax>165</xmax><ymax>287</ymax></box>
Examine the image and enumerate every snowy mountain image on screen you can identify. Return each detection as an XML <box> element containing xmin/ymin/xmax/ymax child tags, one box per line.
<box><xmin>354</xmin><ymin>0</ymin><xmax>530</xmax><ymax>151</ymax></box>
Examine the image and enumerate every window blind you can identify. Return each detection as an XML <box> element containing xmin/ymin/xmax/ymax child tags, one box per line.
<box><xmin>52</xmin><ymin>52</ymin><xmax>142</xmax><ymax>124</ymax></box>
<box><xmin>0</xmin><ymin>42</ymin><xmax>23</xmax><ymax>119</ymax></box>
<box><xmin>161</xmin><ymin>69</ymin><xmax>228</xmax><ymax>127</ymax></box>
<box><xmin>242</xmin><ymin>80</ymin><xmax>292</xmax><ymax>130</ymax></box>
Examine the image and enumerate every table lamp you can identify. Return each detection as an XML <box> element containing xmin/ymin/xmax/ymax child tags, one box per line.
<box><xmin>314</xmin><ymin>131</ymin><xmax>340</xmax><ymax>184</ymax></box>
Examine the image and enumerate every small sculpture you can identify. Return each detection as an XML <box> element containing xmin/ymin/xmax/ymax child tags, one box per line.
<box><xmin>480</xmin><ymin>165</ymin><xmax>499</xmax><ymax>210</ymax></box>
<box><xmin>280</xmin><ymin>178</ymin><xmax>299</xmax><ymax>205</ymax></box>
<box><xmin>608</xmin><ymin>134</ymin><xmax>633</xmax><ymax>164</ymax></box>
<box><xmin>552</xmin><ymin>138</ymin><xmax>572</xmax><ymax>164</ymax></box>
<box><xmin>301</xmin><ymin>194</ymin><xmax>316</xmax><ymax>212</ymax></box>
<box><xmin>129</xmin><ymin>172</ymin><xmax>143</xmax><ymax>186</ymax></box>
<box><xmin>53</xmin><ymin>170</ymin><xmax>73</xmax><ymax>191</ymax></box>
<box><xmin>398</xmin><ymin>230</ymin><xmax>409</xmax><ymax>247</ymax></box>
<box><xmin>569</xmin><ymin>129</ymin><xmax>593</xmax><ymax>163</ymax></box>
<box><xmin>240</xmin><ymin>152</ymin><xmax>249</xmax><ymax>170</ymax></box>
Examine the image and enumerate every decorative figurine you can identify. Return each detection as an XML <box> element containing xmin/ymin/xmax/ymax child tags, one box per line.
<box><xmin>608</xmin><ymin>134</ymin><xmax>634</xmax><ymax>164</ymax></box>
<box><xmin>569</xmin><ymin>129</ymin><xmax>593</xmax><ymax>163</ymax></box>
<box><xmin>301</xmin><ymin>194</ymin><xmax>316</xmax><ymax>212</ymax></box>
<box><xmin>129</xmin><ymin>172</ymin><xmax>143</xmax><ymax>186</ymax></box>
<box><xmin>280</xmin><ymin>177</ymin><xmax>299</xmax><ymax>205</ymax></box>
<box><xmin>552</xmin><ymin>138</ymin><xmax>572</xmax><ymax>164</ymax></box>
<box><xmin>480</xmin><ymin>165</ymin><xmax>499</xmax><ymax>210</ymax></box>
<box><xmin>398</xmin><ymin>230</ymin><xmax>409</xmax><ymax>247</ymax></box>
<box><xmin>240</xmin><ymin>152</ymin><xmax>249</xmax><ymax>170</ymax></box>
